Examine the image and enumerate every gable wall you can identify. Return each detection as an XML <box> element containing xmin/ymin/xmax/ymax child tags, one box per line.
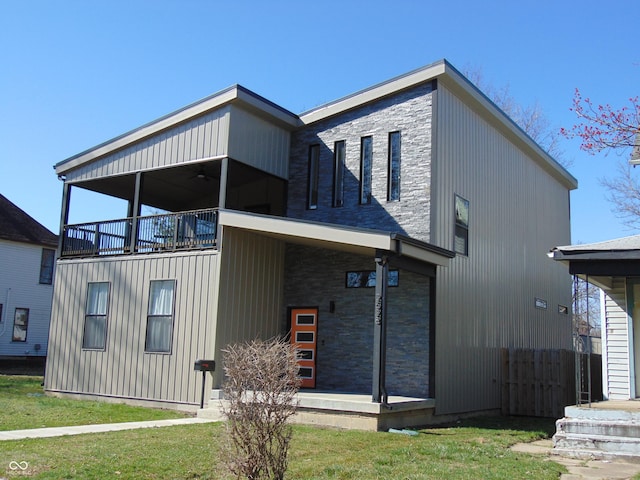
<box><xmin>287</xmin><ymin>83</ymin><xmax>434</xmax><ymax>241</ymax></box>
<box><xmin>432</xmin><ymin>83</ymin><xmax>574</xmax><ymax>414</ymax></box>
<box><xmin>0</xmin><ymin>240</ymin><xmax>54</xmax><ymax>356</ymax></box>
<box><xmin>44</xmin><ymin>251</ymin><xmax>220</xmax><ymax>406</ymax></box>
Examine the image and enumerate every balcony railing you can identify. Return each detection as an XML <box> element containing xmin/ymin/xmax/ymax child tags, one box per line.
<box><xmin>61</xmin><ymin>208</ymin><xmax>218</xmax><ymax>258</ymax></box>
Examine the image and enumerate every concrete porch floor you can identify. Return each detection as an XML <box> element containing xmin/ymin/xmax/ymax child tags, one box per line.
<box><xmin>199</xmin><ymin>390</ymin><xmax>436</xmax><ymax>431</ymax></box>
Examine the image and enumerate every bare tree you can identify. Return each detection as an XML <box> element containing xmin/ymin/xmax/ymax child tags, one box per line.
<box><xmin>464</xmin><ymin>67</ymin><xmax>569</xmax><ymax>167</ymax></box>
<box><xmin>220</xmin><ymin>338</ymin><xmax>301</xmax><ymax>480</ymax></box>
<box><xmin>600</xmin><ymin>160</ymin><xmax>640</xmax><ymax>230</ymax></box>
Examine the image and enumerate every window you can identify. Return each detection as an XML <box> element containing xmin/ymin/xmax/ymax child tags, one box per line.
<box><xmin>454</xmin><ymin>194</ymin><xmax>469</xmax><ymax>256</ymax></box>
<box><xmin>307</xmin><ymin>144</ymin><xmax>320</xmax><ymax>209</ymax></box>
<box><xmin>333</xmin><ymin>141</ymin><xmax>345</xmax><ymax>207</ymax></box>
<box><xmin>83</xmin><ymin>282</ymin><xmax>109</xmax><ymax>349</ymax></box>
<box><xmin>0</xmin><ymin>304</ymin><xmax>3</xmax><ymax>322</ymax></box>
<box><xmin>12</xmin><ymin>308</ymin><xmax>29</xmax><ymax>342</ymax></box>
<box><xmin>345</xmin><ymin>270</ymin><xmax>399</xmax><ymax>288</ymax></box>
<box><xmin>39</xmin><ymin>248</ymin><xmax>55</xmax><ymax>284</ymax></box>
<box><xmin>388</xmin><ymin>131</ymin><xmax>401</xmax><ymax>201</ymax></box>
<box><xmin>360</xmin><ymin>136</ymin><xmax>373</xmax><ymax>204</ymax></box>
<box><xmin>145</xmin><ymin>280</ymin><xmax>175</xmax><ymax>353</ymax></box>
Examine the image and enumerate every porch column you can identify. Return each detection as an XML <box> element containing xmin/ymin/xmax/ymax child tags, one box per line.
<box><xmin>218</xmin><ymin>157</ymin><xmax>228</xmax><ymax>209</ymax></box>
<box><xmin>57</xmin><ymin>182</ymin><xmax>71</xmax><ymax>257</ymax></box>
<box><xmin>373</xmin><ymin>252</ymin><xmax>389</xmax><ymax>404</ymax></box>
<box><xmin>129</xmin><ymin>172</ymin><xmax>143</xmax><ymax>252</ymax></box>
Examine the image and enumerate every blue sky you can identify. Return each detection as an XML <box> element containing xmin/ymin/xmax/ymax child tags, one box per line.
<box><xmin>1</xmin><ymin>0</ymin><xmax>637</xmax><ymax>244</ymax></box>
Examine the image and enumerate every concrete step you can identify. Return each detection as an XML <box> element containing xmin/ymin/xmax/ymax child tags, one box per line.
<box><xmin>553</xmin><ymin>431</ymin><xmax>640</xmax><ymax>456</ymax></box>
<box><xmin>558</xmin><ymin>418</ymin><xmax>640</xmax><ymax>438</ymax></box>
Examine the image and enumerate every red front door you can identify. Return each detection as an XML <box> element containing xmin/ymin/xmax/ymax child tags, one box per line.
<box><xmin>290</xmin><ymin>308</ymin><xmax>318</xmax><ymax>388</ymax></box>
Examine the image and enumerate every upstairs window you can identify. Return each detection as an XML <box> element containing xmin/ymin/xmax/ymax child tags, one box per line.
<box><xmin>12</xmin><ymin>308</ymin><xmax>29</xmax><ymax>342</ymax></box>
<box><xmin>388</xmin><ymin>131</ymin><xmax>401</xmax><ymax>201</ymax></box>
<box><xmin>454</xmin><ymin>194</ymin><xmax>470</xmax><ymax>256</ymax></box>
<box><xmin>39</xmin><ymin>248</ymin><xmax>55</xmax><ymax>284</ymax></box>
<box><xmin>307</xmin><ymin>144</ymin><xmax>320</xmax><ymax>209</ymax></box>
<box><xmin>333</xmin><ymin>141</ymin><xmax>345</xmax><ymax>207</ymax></box>
<box><xmin>83</xmin><ymin>282</ymin><xmax>109</xmax><ymax>350</ymax></box>
<box><xmin>145</xmin><ymin>280</ymin><xmax>176</xmax><ymax>353</ymax></box>
<box><xmin>360</xmin><ymin>136</ymin><xmax>373</xmax><ymax>204</ymax></box>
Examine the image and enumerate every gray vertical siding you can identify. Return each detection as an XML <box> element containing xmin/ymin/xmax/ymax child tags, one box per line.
<box><xmin>45</xmin><ymin>251</ymin><xmax>220</xmax><ymax>405</ymax></box>
<box><xmin>431</xmin><ymin>84</ymin><xmax>574</xmax><ymax>414</ymax></box>
<box><xmin>602</xmin><ymin>279</ymin><xmax>631</xmax><ymax>399</ymax></box>
<box><xmin>64</xmin><ymin>108</ymin><xmax>231</xmax><ymax>182</ymax></box>
<box><xmin>228</xmin><ymin>106</ymin><xmax>291</xmax><ymax>179</ymax></box>
<box><xmin>212</xmin><ymin>227</ymin><xmax>285</xmax><ymax>387</ymax></box>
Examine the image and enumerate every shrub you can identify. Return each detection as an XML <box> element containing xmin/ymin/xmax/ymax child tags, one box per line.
<box><xmin>221</xmin><ymin>338</ymin><xmax>301</xmax><ymax>480</ymax></box>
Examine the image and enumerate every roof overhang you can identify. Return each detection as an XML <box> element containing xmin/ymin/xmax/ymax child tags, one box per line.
<box><xmin>299</xmin><ymin>59</ymin><xmax>577</xmax><ymax>191</ymax></box>
<box><xmin>550</xmin><ymin>235</ymin><xmax>640</xmax><ymax>289</ymax></box>
<box><xmin>55</xmin><ymin>85</ymin><xmax>301</xmax><ymax>176</ymax></box>
<box><xmin>218</xmin><ymin>210</ymin><xmax>454</xmax><ymax>269</ymax></box>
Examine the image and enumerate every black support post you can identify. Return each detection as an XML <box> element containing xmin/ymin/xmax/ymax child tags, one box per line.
<box><xmin>372</xmin><ymin>253</ymin><xmax>389</xmax><ymax>405</ymax></box>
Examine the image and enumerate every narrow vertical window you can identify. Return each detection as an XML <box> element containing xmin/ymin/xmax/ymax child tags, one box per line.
<box><xmin>83</xmin><ymin>282</ymin><xmax>109</xmax><ymax>349</ymax></box>
<box><xmin>12</xmin><ymin>308</ymin><xmax>29</xmax><ymax>342</ymax></box>
<box><xmin>454</xmin><ymin>194</ymin><xmax>470</xmax><ymax>256</ymax></box>
<box><xmin>145</xmin><ymin>280</ymin><xmax>176</xmax><ymax>353</ymax></box>
<box><xmin>39</xmin><ymin>248</ymin><xmax>55</xmax><ymax>284</ymax></box>
<box><xmin>307</xmin><ymin>144</ymin><xmax>320</xmax><ymax>209</ymax></box>
<box><xmin>333</xmin><ymin>141</ymin><xmax>345</xmax><ymax>207</ymax></box>
<box><xmin>388</xmin><ymin>131</ymin><xmax>401</xmax><ymax>201</ymax></box>
<box><xmin>360</xmin><ymin>136</ymin><xmax>373</xmax><ymax>204</ymax></box>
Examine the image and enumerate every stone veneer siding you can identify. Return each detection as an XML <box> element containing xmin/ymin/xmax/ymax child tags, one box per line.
<box><xmin>288</xmin><ymin>82</ymin><xmax>434</xmax><ymax>243</ymax></box>
<box><xmin>284</xmin><ymin>244</ymin><xmax>431</xmax><ymax>398</ymax></box>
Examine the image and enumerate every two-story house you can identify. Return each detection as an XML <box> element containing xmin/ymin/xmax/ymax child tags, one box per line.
<box><xmin>0</xmin><ymin>194</ymin><xmax>57</xmax><ymax>367</ymax></box>
<box><xmin>44</xmin><ymin>59</ymin><xmax>577</xmax><ymax>428</ymax></box>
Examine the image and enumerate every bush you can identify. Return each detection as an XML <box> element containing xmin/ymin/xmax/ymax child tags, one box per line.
<box><xmin>221</xmin><ymin>338</ymin><xmax>301</xmax><ymax>480</ymax></box>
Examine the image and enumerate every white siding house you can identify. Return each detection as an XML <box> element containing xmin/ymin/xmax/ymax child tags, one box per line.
<box><xmin>0</xmin><ymin>194</ymin><xmax>58</xmax><ymax>359</ymax></box>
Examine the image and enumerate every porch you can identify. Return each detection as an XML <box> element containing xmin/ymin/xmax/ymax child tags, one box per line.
<box><xmin>198</xmin><ymin>390</ymin><xmax>436</xmax><ymax>431</ymax></box>
<box><xmin>553</xmin><ymin>400</ymin><xmax>640</xmax><ymax>461</ymax></box>
<box><xmin>60</xmin><ymin>208</ymin><xmax>218</xmax><ymax>257</ymax></box>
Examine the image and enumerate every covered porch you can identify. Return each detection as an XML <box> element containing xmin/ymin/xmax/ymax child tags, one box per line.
<box><xmin>210</xmin><ymin>211</ymin><xmax>454</xmax><ymax>429</ymax></box>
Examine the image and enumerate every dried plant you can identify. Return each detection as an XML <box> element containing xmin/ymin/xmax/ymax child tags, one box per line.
<box><xmin>220</xmin><ymin>338</ymin><xmax>301</xmax><ymax>480</ymax></box>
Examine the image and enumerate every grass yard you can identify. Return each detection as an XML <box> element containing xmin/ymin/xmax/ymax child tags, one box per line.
<box><xmin>1</xmin><ymin>375</ymin><xmax>566</xmax><ymax>479</ymax></box>
<box><xmin>0</xmin><ymin>375</ymin><xmax>188</xmax><ymax>431</ymax></box>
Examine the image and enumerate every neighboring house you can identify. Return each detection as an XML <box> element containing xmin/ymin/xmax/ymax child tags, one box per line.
<box><xmin>44</xmin><ymin>59</ymin><xmax>577</xmax><ymax>424</ymax></box>
<box><xmin>0</xmin><ymin>194</ymin><xmax>58</xmax><ymax>359</ymax></box>
<box><xmin>551</xmin><ymin>236</ymin><xmax>640</xmax><ymax>400</ymax></box>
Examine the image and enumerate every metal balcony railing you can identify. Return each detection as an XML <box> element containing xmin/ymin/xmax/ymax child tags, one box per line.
<box><xmin>61</xmin><ymin>208</ymin><xmax>218</xmax><ymax>257</ymax></box>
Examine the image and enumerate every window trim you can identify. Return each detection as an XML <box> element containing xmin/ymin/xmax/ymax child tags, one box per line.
<box><xmin>144</xmin><ymin>279</ymin><xmax>176</xmax><ymax>354</ymax></box>
<box><xmin>333</xmin><ymin>140</ymin><xmax>345</xmax><ymax>208</ymax></box>
<box><xmin>307</xmin><ymin>144</ymin><xmax>320</xmax><ymax>210</ymax></box>
<box><xmin>360</xmin><ymin>136</ymin><xmax>373</xmax><ymax>204</ymax></box>
<box><xmin>82</xmin><ymin>282</ymin><xmax>110</xmax><ymax>350</ymax></box>
<box><xmin>454</xmin><ymin>194</ymin><xmax>470</xmax><ymax>256</ymax></box>
<box><xmin>39</xmin><ymin>248</ymin><xmax>55</xmax><ymax>285</ymax></box>
<box><xmin>12</xmin><ymin>308</ymin><xmax>29</xmax><ymax>342</ymax></box>
<box><xmin>387</xmin><ymin>131</ymin><xmax>401</xmax><ymax>201</ymax></box>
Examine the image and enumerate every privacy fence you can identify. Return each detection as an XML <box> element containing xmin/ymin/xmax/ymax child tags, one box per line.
<box><xmin>501</xmin><ymin>348</ymin><xmax>602</xmax><ymax>418</ymax></box>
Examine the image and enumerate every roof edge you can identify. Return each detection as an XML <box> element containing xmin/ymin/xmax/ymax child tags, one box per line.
<box><xmin>55</xmin><ymin>85</ymin><xmax>300</xmax><ymax>175</ymax></box>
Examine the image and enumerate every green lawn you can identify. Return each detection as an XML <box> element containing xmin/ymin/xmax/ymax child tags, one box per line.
<box><xmin>0</xmin><ymin>375</ymin><xmax>566</xmax><ymax>479</ymax></box>
<box><xmin>0</xmin><ymin>375</ymin><xmax>188</xmax><ymax>431</ymax></box>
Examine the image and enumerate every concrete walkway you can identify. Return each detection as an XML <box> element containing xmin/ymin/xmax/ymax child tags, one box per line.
<box><xmin>0</xmin><ymin>417</ymin><xmax>216</xmax><ymax>441</ymax></box>
<box><xmin>511</xmin><ymin>439</ymin><xmax>640</xmax><ymax>480</ymax></box>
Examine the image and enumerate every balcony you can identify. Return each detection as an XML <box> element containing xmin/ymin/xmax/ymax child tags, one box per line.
<box><xmin>61</xmin><ymin>208</ymin><xmax>218</xmax><ymax>258</ymax></box>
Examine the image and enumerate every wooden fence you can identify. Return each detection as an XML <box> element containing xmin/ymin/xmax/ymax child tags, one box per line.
<box><xmin>501</xmin><ymin>348</ymin><xmax>602</xmax><ymax>418</ymax></box>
